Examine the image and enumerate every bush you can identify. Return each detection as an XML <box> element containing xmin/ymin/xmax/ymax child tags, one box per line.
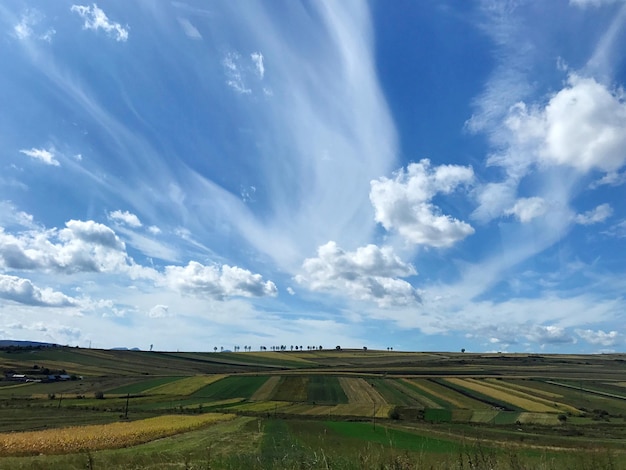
<box><xmin>94</xmin><ymin>391</ymin><xmax>104</xmax><ymax>400</ymax></box>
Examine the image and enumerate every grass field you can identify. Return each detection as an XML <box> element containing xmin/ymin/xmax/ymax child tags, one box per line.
<box><xmin>2</xmin><ymin>347</ymin><xmax>626</xmax><ymax>468</ymax></box>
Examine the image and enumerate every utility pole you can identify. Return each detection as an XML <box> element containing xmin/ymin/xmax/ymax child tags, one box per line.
<box><xmin>124</xmin><ymin>393</ymin><xmax>130</xmax><ymax>419</ymax></box>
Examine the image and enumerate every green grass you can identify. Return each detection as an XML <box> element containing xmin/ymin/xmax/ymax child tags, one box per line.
<box><xmin>191</xmin><ymin>376</ymin><xmax>268</xmax><ymax>400</ymax></box>
<box><xmin>272</xmin><ymin>376</ymin><xmax>308</xmax><ymax>402</ymax></box>
<box><xmin>306</xmin><ymin>376</ymin><xmax>348</xmax><ymax>404</ymax></box>
<box><xmin>105</xmin><ymin>376</ymin><xmax>184</xmax><ymax>395</ymax></box>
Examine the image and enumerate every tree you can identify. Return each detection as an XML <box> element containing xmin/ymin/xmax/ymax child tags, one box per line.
<box><xmin>363</xmin><ymin>346</ymin><xmax>367</xmax><ymax>351</ymax></box>
<box><xmin>319</xmin><ymin>345</ymin><xmax>323</xmax><ymax>350</ymax></box>
<box><xmin>461</xmin><ymin>348</ymin><xmax>466</xmax><ymax>353</ymax></box>
<box><xmin>214</xmin><ymin>347</ymin><xmax>217</xmax><ymax>353</ymax></box>
<box><xmin>336</xmin><ymin>345</ymin><xmax>341</xmax><ymax>351</ymax></box>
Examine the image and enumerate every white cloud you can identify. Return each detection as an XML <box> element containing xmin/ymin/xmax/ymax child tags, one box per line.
<box><xmin>70</xmin><ymin>4</ymin><xmax>129</xmax><ymax>42</ymax></box>
<box><xmin>286</xmin><ymin>287</ymin><xmax>295</xmax><ymax>295</ymax></box>
<box><xmin>0</xmin><ymin>220</ymin><xmax>129</xmax><ymax>274</ymax></box>
<box><xmin>0</xmin><ymin>274</ymin><xmax>76</xmax><ymax>307</ymax></box>
<box><xmin>251</xmin><ymin>52</ymin><xmax>265</xmax><ymax>79</ymax></box>
<box><xmin>525</xmin><ymin>325</ymin><xmax>575</xmax><ymax>344</ymax></box>
<box><xmin>505</xmin><ymin>197</ymin><xmax>547</xmax><ymax>223</ymax></box>
<box><xmin>163</xmin><ymin>261</ymin><xmax>277</xmax><ymax>300</ymax></box>
<box><xmin>507</xmin><ymin>75</ymin><xmax>626</xmax><ymax>173</ymax></box>
<box><xmin>0</xmin><ymin>202</ymin><xmax>35</xmax><ymax>229</ymax></box>
<box><xmin>296</xmin><ymin>241</ymin><xmax>419</xmax><ymax>307</ymax></box>
<box><xmin>574</xmin><ymin>203</ymin><xmax>613</xmax><ymax>225</ymax></box>
<box><xmin>19</xmin><ymin>147</ymin><xmax>59</xmax><ymax>166</ymax></box>
<box><xmin>13</xmin><ymin>9</ymin><xmax>55</xmax><ymax>42</ymax></box>
<box><xmin>148</xmin><ymin>226</ymin><xmax>161</xmax><ymax>235</ymax></box>
<box><xmin>148</xmin><ymin>304</ymin><xmax>170</xmax><ymax>318</ymax></box>
<box><xmin>576</xmin><ymin>329</ymin><xmax>621</xmax><ymax>346</ymax></box>
<box><xmin>222</xmin><ymin>52</ymin><xmax>251</xmax><ymax>94</ymax></box>
<box><xmin>603</xmin><ymin>219</ymin><xmax>626</xmax><ymax>237</ymax></box>
<box><xmin>589</xmin><ymin>170</ymin><xmax>626</xmax><ymax>188</ymax></box>
<box><xmin>177</xmin><ymin>17</ymin><xmax>202</xmax><ymax>39</ymax></box>
<box><xmin>108</xmin><ymin>210</ymin><xmax>142</xmax><ymax>228</ymax></box>
<box><xmin>370</xmin><ymin>160</ymin><xmax>474</xmax><ymax>247</ymax></box>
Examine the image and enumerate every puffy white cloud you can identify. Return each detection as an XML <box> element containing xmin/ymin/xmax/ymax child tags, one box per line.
<box><xmin>576</xmin><ymin>329</ymin><xmax>621</xmax><ymax>346</ymax></box>
<box><xmin>524</xmin><ymin>325</ymin><xmax>575</xmax><ymax>344</ymax></box>
<box><xmin>0</xmin><ymin>220</ymin><xmax>128</xmax><ymax>273</ymax></box>
<box><xmin>19</xmin><ymin>147</ymin><xmax>59</xmax><ymax>166</ymax></box>
<box><xmin>148</xmin><ymin>225</ymin><xmax>161</xmax><ymax>235</ymax></box>
<box><xmin>177</xmin><ymin>17</ymin><xmax>201</xmax><ymax>39</ymax></box>
<box><xmin>13</xmin><ymin>9</ymin><xmax>55</xmax><ymax>42</ymax></box>
<box><xmin>70</xmin><ymin>4</ymin><xmax>129</xmax><ymax>42</ymax></box>
<box><xmin>505</xmin><ymin>197</ymin><xmax>547</xmax><ymax>223</ymax></box>
<box><xmin>296</xmin><ymin>241</ymin><xmax>419</xmax><ymax>307</ymax></box>
<box><xmin>108</xmin><ymin>210</ymin><xmax>142</xmax><ymax>228</ymax></box>
<box><xmin>148</xmin><ymin>304</ymin><xmax>170</xmax><ymax>318</ymax></box>
<box><xmin>163</xmin><ymin>261</ymin><xmax>277</xmax><ymax>300</ymax></box>
<box><xmin>0</xmin><ymin>274</ymin><xmax>76</xmax><ymax>307</ymax></box>
<box><xmin>574</xmin><ymin>203</ymin><xmax>613</xmax><ymax>225</ymax></box>
<box><xmin>507</xmin><ymin>75</ymin><xmax>626</xmax><ymax>173</ymax></box>
<box><xmin>370</xmin><ymin>160</ymin><xmax>474</xmax><ymax>247</ymax></box>
<box><xmin>251</xmin><ymin>52</ymin><xmax>265</xmax><ymax>79</ymax></box>
<box><xmin>589</xmin><ymin>170</ymin><xmax>626</xmax><ymax>188</ymax></box>
<box><xmin>286</xmin><ymin>287</ymin><xmax>295</xmax><ymax>295</ymax></box>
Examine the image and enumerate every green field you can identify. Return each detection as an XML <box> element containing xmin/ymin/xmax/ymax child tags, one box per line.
<box><xmin>2</xmin><ymin>347</ymin><xmax>626</xmax><ymax>468</ymax></box>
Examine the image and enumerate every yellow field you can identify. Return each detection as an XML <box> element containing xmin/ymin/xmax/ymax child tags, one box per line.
<box><xmin>250</xmin><ymin>376</ymin><xmax>281</xmax><ymax>401</ymax></box>
<box><xmin>446</xmin><ymin>379</ymin><xmax>560</xmax><ymax>413</ymax></box>
<box><xmin>465</xmin><ymin>379</ymin><xmax>579</xmax><ymax>414</ymax></box>
<box><xmin>144</xmin><ymin>375</ymin><xmax>226</xmax><ymax>395</ymax></box>
<box><xmin>408</xmin><ymin>379</ymin><xmax>484</xmax><ymax>409</ymax></box>
<box><xmin>273</xmin><ymin>376</ymin><xmax>308</xmax><ymax>402</ymax></box>
<box><xmin>302</xmin><ymin>403</ymin><xmax>393</xmax><ymax>418</ymax></box>
<box><xmin>517</xmin><ymin>412</ymin><xmax>560</xmax><ymax>425</ymax></box>
<box><xmin>398</xmin><ymin>379</ymin><xmax>442</xmax><ymax>408</ymax></box>
<box><xmin>231</xmin><ymin>401</ymin><xmax>292</xmax><ymax>412</ymax></box>
<box><xmin>242</xmin><ymin>352</ymin><xmax>314</xmax><ymax>364</ymax></box>
<box><xmin>484</xmin><ymin>379</ymin><xmax>563</xmax><ymax>399</ymax></box>
<box><xmin>339</xmin><ymin>377</ymin><xmax>386</xmax><ymax>404</ymax></box>
<box><xmin>0</xmin><ymin>413</ymin><xmax>235</xmax><ymax>456</ymax></box>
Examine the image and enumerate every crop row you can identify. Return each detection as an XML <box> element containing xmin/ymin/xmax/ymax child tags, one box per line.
<box><xmin>0</xmin><ymin>413</ymin><xmax>235</xmax><ymax>456</ymax></box>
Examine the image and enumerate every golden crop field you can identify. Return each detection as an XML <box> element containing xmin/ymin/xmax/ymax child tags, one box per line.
<box><xmin>338</xmin><ymin>377</ymin><xmax>386</xmax><ymax>404</ymax></box>
<box><xmin>446</xmin><ymin>378</ymin><xmax>557</xmax><ymax>413</ymax></box>
<box><xmin>250</xmin><ymin>375</ymin><xmax>281</xmax><ymax>401</ymax></box>
<box><xmin>0</xmin><ymin>413</ymin><xmax>235</xmax><ymax>456</ymax></box>
<box><xmin>464</xmin><ymin>379</ymin><xmax>579</xmax><ymax>415</ymax></box>
<box><xmin>397</xmin><ymin>379</ymin><xmax>442</xmax><ymax>408</ymax></box>
<box><xmin>144</xmin><ymin>375</ymin><xmax>226</xmax><ymax>396</ymax></box>
<box><xmin>517</xmin><ymin>412</ymin><xmax>560</xmax><ymax>425</ymax></box>
<box><xmin>408</xmin><ymin>379</ymin><xmax>490</xmax><ymax>409</ymax></box>
<box><xmin>181</xmin><ymin>398</ymin><xmax>244</xmax><ymax>410</ymax></box>
<box><xmin>272</xmin><ymin>376</ymin><xmax>308</xmax><ymax>402</ymax></box>
<box><xmin>302</xmin><ymin>403</ymin><xmax>392</xmax><ymax>418</ymax></box>
<box><xmin>243</xmin><ymin>352</ymin><xmax>314</xmax><ymax>364</ymax></box>
<box><xmin>484</xmin><ymin>379</ymin><xmax>563</xmax><ymax>399</ymax></box>
<box><xmin>230</xmin><ymin>400</ymin><xmax>291</xmax><ymax>412</ymax></box>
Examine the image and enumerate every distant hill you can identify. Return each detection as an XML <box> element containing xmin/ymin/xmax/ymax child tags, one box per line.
<box><xmin>0</xmin><ymin>340</ymin><xmax>58</xmax><ymax>348</ymax></box>
<box><xmin>110</xmin><ymin>347</ymin><xmax>141</xmax><ymax>351</ymax></box>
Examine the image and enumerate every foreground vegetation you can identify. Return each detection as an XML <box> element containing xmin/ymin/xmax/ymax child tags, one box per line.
<box><xmin>1</xmin><ymin>346</ymin><xmax>626</xmax><ymax>468</ymax></box>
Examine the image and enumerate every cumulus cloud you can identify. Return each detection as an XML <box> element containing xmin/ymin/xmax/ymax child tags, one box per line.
<box><xmin>506</xmin><ymin>75</ymin><xmax>626</xmax><ymax>173</ymax></box>
<box><xmin>70</xmin><ymin>4</ymin><xmax>129</xmax><ymax>42</ymax></box>
<box><xmin>148</xmin><ymin>304</ymin><xmax>170</xmax><ymax>318</ymax></box>
<box><xmin>370</xmin><ymin>160</ymin><xmax>474</xmax><ymax>247</ymax></box>
<box><xmin>589</xmin><ymin>170</ymin><xmax>626</xmax><ymax>188</ymax></box>
<box><xmin>0</xmin><ymin>220</ymin><xmax>128</xmax><ymax>274</ymax></box>
<box><xmin>524</xmin><ymin>325</ymin><xmax>575</xmax><ymax>344</ymax></box>
<box><xmin>19</xmin><ymin>147</ymin><xmax>59</xmax><ymax>166</ymax></box>
<box><xmin>0</xmin><ymin>274</ymin><xmax>76</xmax><ymax>307</ymax></box>
<box><xmin>296</xmin><ymin>241</ymin><xmax>420</xmax><ymax>307</ymax></box>
<box><xmin>576</xmin><ymin>328</ymin><xmax>621</xmax><ymax>346</ymax></box>
<box><xmin>574</xmin><ymin>203</ymin><xmax>613</xmax><ymax>225</ymax></box>
<box><xmin>177</xmin><ymin>17</ymin><xmax>202</xmax><ymax>39</ymax></box>
<box><xmin>505</xmin><ymin>197</ymin><xmax>548</xmax><ymax>223</ymax></box>
<box><xmin>163</xmin><ymin>261</ymin><xmax>277</xmax><ymax>300</ymax></box>
<box><xmin>108</xmin><ymin>210</ymin><xmax>142</xmax><ymax>228</ymax></box>
<box><xmin>13</xmin><ymin>9</ymin><xmax>55</xmax><ymax>42</ymax></box>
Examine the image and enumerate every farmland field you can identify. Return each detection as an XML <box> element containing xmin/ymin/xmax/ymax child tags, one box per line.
<box><xmin>2</xmin><ymin>347</ymin><xmax>626</xmax><ymax>469</ymax></box>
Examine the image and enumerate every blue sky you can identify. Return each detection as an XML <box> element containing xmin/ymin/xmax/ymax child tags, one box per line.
<box><xmin>1</xmin><ymin>0</ymin><xmax>625</xmax><ymax>353</ymax></box>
